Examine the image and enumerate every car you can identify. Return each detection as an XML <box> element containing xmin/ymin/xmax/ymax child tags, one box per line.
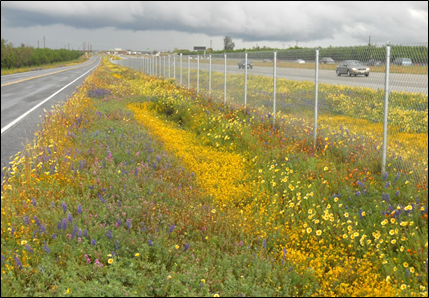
<box><xmin>262</xmin><ymin>59</ymin><xmax>272</xmax><ymax>63</ymax></box>
<box><xmin>320</xmin><ymin>57</ymin><xmax>335</xmax><ymax>64</ymax></box>
<box><xmin>393</xmin><ymin>58</ymin><xmax>412</xmax><ymax>66</ymax></box>
<box><xmin>367</xmin><ymin>59</ymin><xmax>383</xmax><ymax>66</ymax></box>
<box><xmin>238</xmin><ymin>59</ymin><xmax>253</xmax><ymax>69</ymax></box>
<box><xmin>295</xmin><ymin>59</ymin><xmax>305</xmax><ymax>64</ymax></box>
<box><xmin>336</xmin><ymin>60</ymin><xmax>370</xmax><ymax>77</ymax></box>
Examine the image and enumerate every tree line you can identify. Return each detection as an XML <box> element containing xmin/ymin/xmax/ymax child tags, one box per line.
<box><xmin>1</xmin><ymin>39</ymin><xmax>83</xmax><ymax>69</ymax></box>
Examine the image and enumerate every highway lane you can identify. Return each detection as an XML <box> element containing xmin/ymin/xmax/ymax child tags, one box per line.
<box><xmin>124</xmin><ymin>57</ymin><xmax>427</xmax><ymax>94</ymax></box>
<box><xmin>1</xmin><ymin>56</ymin><xmax>101</xmax><ymax>169</ymax></box>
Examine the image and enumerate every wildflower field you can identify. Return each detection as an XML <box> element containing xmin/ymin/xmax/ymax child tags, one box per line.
<box><xmin>1</xmin><ymin>57</ymin><xmax>427</xmax><ymax>297</ymax></box>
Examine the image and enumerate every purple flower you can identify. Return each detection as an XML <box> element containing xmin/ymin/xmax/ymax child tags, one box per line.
<box><xmin>396</xmin><ymin>190</ymin><xmax>400</xmax><ymax>197</ymax></box>
<box><xmin>383</xmin><ymin>172</ymin><xmax>388</xmax><ymax>181</ymax></box>
<box><xmin>40</xmin><ymin>224</ymin><xmax>46</xmax><ymax>233</ymax></box>
<box><xmin>32</xmin><ymin>197</ymin><xmax>37</xmax><ymax>207</ymax></box>
<box><xmin>168</xmin><ymin>225</ymin><xmax>176</xmax><ymax>233</ymax></box>
<box><xmin>57</xmin><ymin>221</ymin><xmax>62</xmax><ymax>230</ymax></box>
<box><xmin>51</xmin><ymin>202</ymin><xmax>55</xmax><ymax>208</ymax></box>
<box><xmin>52</xmin><ymin>233</ymin><xmax>57</xmax><ymax>239</ymax></box>
<box><xmin>126</xmin><ymin>219</ymin><xmax>132</xmax><ymax>230</ymax></box>
<box><xmin>43</xmin><ymin>243</ymin><xmax>51</xmax><ymax>253</ymax></box>
<box><xmin>156</xmin><ymin>155</ymin><xmax>161</xmax><ymax>163</ymax></box>
<box><xmin>97</xmin><ymin>193</ymin><xmax>106</xmax><ymax>203</ymax></box>
<box><xmin>184</xmin><ymin>243</ymin><xmax>190</xmax><ymax>252</ymax></box>
<box><xmin>67</xmin><ymin>212</ymin><xmax>73</xmax><ymax>223</ymax></box>
<box><xmin>62</xmin><ymin>218</ymin><xmax>67</xmax><ymax>230</ymax></box>
<box><xmin>394</xmin><ymin>173</ymin><xmax>400</xmax><ymax>184</ymax></box>
<box><xmin>117</xmin><ymin>218</ymin><xmax>122</xmax><ymax>227</ymax></box>
<box><xmin>91</xmin><ymin>239</ymin><xmax>96</xmax><ymax>246</ymax></box>
<box><xmin>153</xmin><ymin>162</ymin><xmax>157</xmax><ymax>170</ymax></box>
<box><xmin>355</xmin><ymin>191</ymin><xmax>361</xmax><ymax>197</ymax></box>
<box><xmin>24</xmin><ymin>215</ymin><xmax>30</xmax><ymax>225</ymax></box>
<box><xmin>283</xmin><ymin>247</ymin><xmax>287</xmax><ymax>257</ymax></box>
<box><xmin>1</xmin><ymin>254</ymin><xmax>4</xmax><ymax>265</ymax></box>
<box><xmin>385</xmin><ymin>181</ymin><xmax>391</xmax><ymax>188</ymax></box>
<box><xmin>78</xmin><ymin>229</ymin><xmax>82</xmax><ymax>238</ymax></box>
<box><xmin>148</xmin><ymin>239</ymin><xmax>153</xmax><ymax>247</ymax></box>
<box><xmin>62</xmin><ymin>202</ymin><xmax>67</xmax><ymax>212</ymax></box>
<box><xmin>10</xmin><ymin>228</ymin><xmax>15</xmax><ymax>236</ymax></box>
<box><xmin>84</xmin><ymin>229</ymin><xmax>88</xmax><ymax>238</ymax></box>
<box><xmin>107</xmin><ymin>230</ymin><xmax>113</xmax><ymax>239</ymax></box>
<box><xmin>25</xmin><ymin>244</ymin><xmax>34</xmax><ymax>253</ymax></box>
<box><xmin>34</xmin><ymin>216</ymin><xmax>41</xmax><ymax>227</ymax></box>
<box><xmin>263</xmin><ymin>238</ymin><xmax>267</xmax><ymax>249</ymax></box>
<box><xmin>77</xmin><ymin>204</ymin><xmax>82</xmax><ymax>214</ymax></box>
<box><xmin>14</xmin><ymin>255</ymin><xmax>23</xmax><ymax>270</ymax></box>
<box><xmin>356</xmin><ymin>181</ymin><xmax>364</xmax><ymax>188</ymax></box>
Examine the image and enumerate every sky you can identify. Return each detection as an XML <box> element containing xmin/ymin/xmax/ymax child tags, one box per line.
<box><xmin>1</xmin><ymin>1</ymin><xmax>428</xmax><ymax>52</ymax></box>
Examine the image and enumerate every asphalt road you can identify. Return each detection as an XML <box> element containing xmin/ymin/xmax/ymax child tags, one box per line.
<box><xmin>1</xmin><ymin>56</ymin><xmax>101</xmax><ymax>170</ymax></box>
<box><xmin>193</xmin><ymin>61</ymin><xmax>428</xmax><ymax>94</ymax></box>
<box><xmin>122</xmin><ymin>57</ymin><xmax>427</xmax><ymax>94</ymax></box>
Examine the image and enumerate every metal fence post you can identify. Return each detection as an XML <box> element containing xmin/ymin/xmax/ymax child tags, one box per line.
<box><xmin>163</xmin><ymin>56</ymin><xmax>166</xmax><ymax>78</ymax></box>
<box><xmin>244</xmin><ymin>52</ymin><xmax>248</xmax><ymax>107</ymax></box>
<box><xmin>224</xmin><ymin>53</ymin><xmax>227</xmax><ymax>105</ymax></box>
<box><xmin>180</xmin><ymin>53</ymin><xmax>183</xmax><ymax>85</ymax></box>
<box><xmin>188</xmin><ymin>58</ymin><xmax>190</xmax><ymax>89</ymax></box>
<box><xmin>168</xmin><ymin>56</ymin><xmax>171</xmax><ymax>78</ymax></box>
<box><xmin>209</xmin><ymin>55</ymin><xmax>212</xmax><ymax>98</ymax></box>
<box><xmin>197</xmin><ymin>56</ymin><xmax>200</xmax><ymax>93</ymax></box>
<box><xmin>314</xmin><ymin>49</ymin><xmax>319</xmax><ymax>149</ymax></box>
<box><xmin>382</xmin><ymin>44</ymin><xmax>391</xmax><ymax>176</ymax></box>
<box><xmin>273</xmin><ymin>51</ymin><xmax>277</xmax><ymax>127</ymax></box>
<box><xmin>173</xmin><ymin>56</ymin><xmax>176</xmax><ymax>80</ymax></box>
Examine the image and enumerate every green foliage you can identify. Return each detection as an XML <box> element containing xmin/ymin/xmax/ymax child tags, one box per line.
<box><xmin>1</xmin><ymin>39</ymin><xmax>83</xmax><ymax>70</ymax></box>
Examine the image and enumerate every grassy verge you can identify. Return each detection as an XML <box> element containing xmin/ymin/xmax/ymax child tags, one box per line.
<box><xmin>1</xmin><ymin>57</ymin><xmax>427</xmax><ymax>296</ymax></box>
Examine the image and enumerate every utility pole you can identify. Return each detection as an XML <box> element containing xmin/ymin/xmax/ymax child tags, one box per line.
<box><xmin>368</xmin><ymin>36</ymin><xmax>371</xmax><ymax>46</ymax></box>
<box><xmin>210</xmin><ymin>40</ymin><xmax>212</xmax><ymax>49</ymax></box>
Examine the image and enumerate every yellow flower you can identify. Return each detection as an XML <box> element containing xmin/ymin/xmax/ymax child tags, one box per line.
<box><xmin>389</xmin><ymin>230</ymin><xmax>395</xmax><ymax>235</ymax></box>
<box><xmin>65</xmin><ymin>288</ymin><xmax>70</xmax><ymax>294</ymax></box>
<box><xmin>410</xmin><ymin>267</ymin><xmax>415</xmax><ymax>273</ymax></box>
<box><xmin>403</xmin><ymin>262</ymin><xmax>408</xmax><ymax>268</ymax></box>
<box><xmin>211</xmin><ymin>209</ymin><xmax>216</xmax><ymax>214</ymax></box>
<box><xmin>201</xmin><ymin>279</ymin><xmax>206</xmax><ymax>283</ymax></box>
<box><xmin>175</xmin><ymin>245</ymin><xmax>179</xmax><ymax>250</ymax></box>
<box><xmin>306</xmin><ymin>228</ymin><xmax>312</xmax><ymax>234</ymax></box>
<box><xmin>21</xmin><ymin>240</ymin><xmax>27</xmax><ymax>245</ymax></box>
<box><xmin>108</xmin><ymin>259</ymin><xmax>113</xmax><ymax>264</ymax></box>
<box><xmin>386</xmin><ymin>275</ymin><xmax>391</xmax><ymax>283</ymax></box>
<box><xmin>167</xmin><ymin>275</ymin><xmax>172</xmax><ymax>279</ymax></box>
<box><xmin>400</xmin><ymin>284</ymin><xmax>407</xmax><ymax>290</ymax></box>
<box><xmin>391</xmin><ymin>239</ymin><xmax>396</xmax><ymax>244</ymax></box>
<box><xmin>214</xmin><ymin>295</ymin><xmax>220</xmax><ymax>297</ymax></box>
<box><xmin>107</xmin><ymin>254</ymin><xmax>112</xmax><ymax>257</ymax></box>
<box><xmin>316</xmin><ymin>230</ymin><xmax>322</xmax><ymax>236</ymax></box>
<box><xmin>344</xmin><ymin>213</ymin><xmax>349</xmax><ymax>218</ymax></box>
<box><xmin>324</xmin><ymin>167</ymin><xmax>328</xmax><ymax>171</ymax></box>
<box><xmin>135</xmin><ymin>253</ymin><xmax>140</xmax><ymax>257</ymax></box>
<box><xmin>400</xmin><ymin>246</ymin><xmax>404</xmax><ymax>252</ymax></box>
<box><xmin>343</xmin><ymin>234</ymin><xmax>348</xmax><ymax>239</ymax></box>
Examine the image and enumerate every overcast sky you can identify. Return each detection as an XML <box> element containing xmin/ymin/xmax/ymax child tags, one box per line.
<box><xmin>1</xmin><ymin>1</ymin><xmax>428</xmax><ymax>51</ymax></box>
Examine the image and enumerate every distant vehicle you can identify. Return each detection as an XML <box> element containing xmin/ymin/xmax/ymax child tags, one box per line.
<box><xmin>336</xmin><ymin>60</ymin><xmax>370</xmax><ymax>77</ymax></box>
<box><xmin>238</xmin><ymin>59</ymin><xmax>253</xmax><ymax>69</ymax></box>
<box><xmin>367</xmin><ymin>59</ymin><xmax>383</xmax><ymax>66</ymax></box>
<box><xmin>393</xmin><ymin>58</ymin><xmax>413</xmax><ymax>66</ymax></box>
<box><xmin>295</xmin><ymin>59</ymin><xmax>305</xmax><ymax>64</ymax></box>
<box><xmin>320</xmin><ymin>57</ymin><xmax>335</xmax><ymax>64</ymax></box>
<box><xmin>262</xmin><ymin>59</ymin><xmax>272</xmax><ymax>63</ymax></box>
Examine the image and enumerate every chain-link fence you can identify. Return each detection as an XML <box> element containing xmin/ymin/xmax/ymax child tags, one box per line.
<box><xmin>110</xmin><ymin>42</ymin><xmax>428</xmax><ymax>186</ymax></box>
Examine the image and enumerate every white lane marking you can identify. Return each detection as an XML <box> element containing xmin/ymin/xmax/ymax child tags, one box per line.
<box><xmin>1</xmin><ymin>59</ymin><xmax>100</xmax><ymax>135</ymax></box>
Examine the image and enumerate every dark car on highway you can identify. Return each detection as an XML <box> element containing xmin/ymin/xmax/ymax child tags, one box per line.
<box><xmin>320</xmin><ymin>57</ymin><xmax>335</xmax><ymax>64</ymax></box>
<box><xmin>336</xmin><ymin>60</ymin><xmax>370</xmax><ymax>77</ymax></box>
<box><xmin>367</xmin><ymin>59</ymin><xmax>383</xmax><ymax>66</ymax></box>
<box><xmin>238</xmin><ymin>59</ymin><xmax>253</xmax><ymax>69</ymax></box>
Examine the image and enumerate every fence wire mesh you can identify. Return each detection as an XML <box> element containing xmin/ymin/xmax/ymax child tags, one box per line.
<box><xmin>111</xmin><ymin>42</ymin><xmax>428</xmax><ymax>186</ymax></box>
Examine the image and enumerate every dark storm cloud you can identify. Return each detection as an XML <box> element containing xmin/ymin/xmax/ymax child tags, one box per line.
<box><xmin>1</xmin><ymin>1</ymin><xmax>428</xmax><ymax>45</ymax></box>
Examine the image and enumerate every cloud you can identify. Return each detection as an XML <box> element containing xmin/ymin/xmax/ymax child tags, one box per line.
<box><xmin>1</xmin><ymin>1</ymin><xmax>427</xmax><ymax>46</ymax></box>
